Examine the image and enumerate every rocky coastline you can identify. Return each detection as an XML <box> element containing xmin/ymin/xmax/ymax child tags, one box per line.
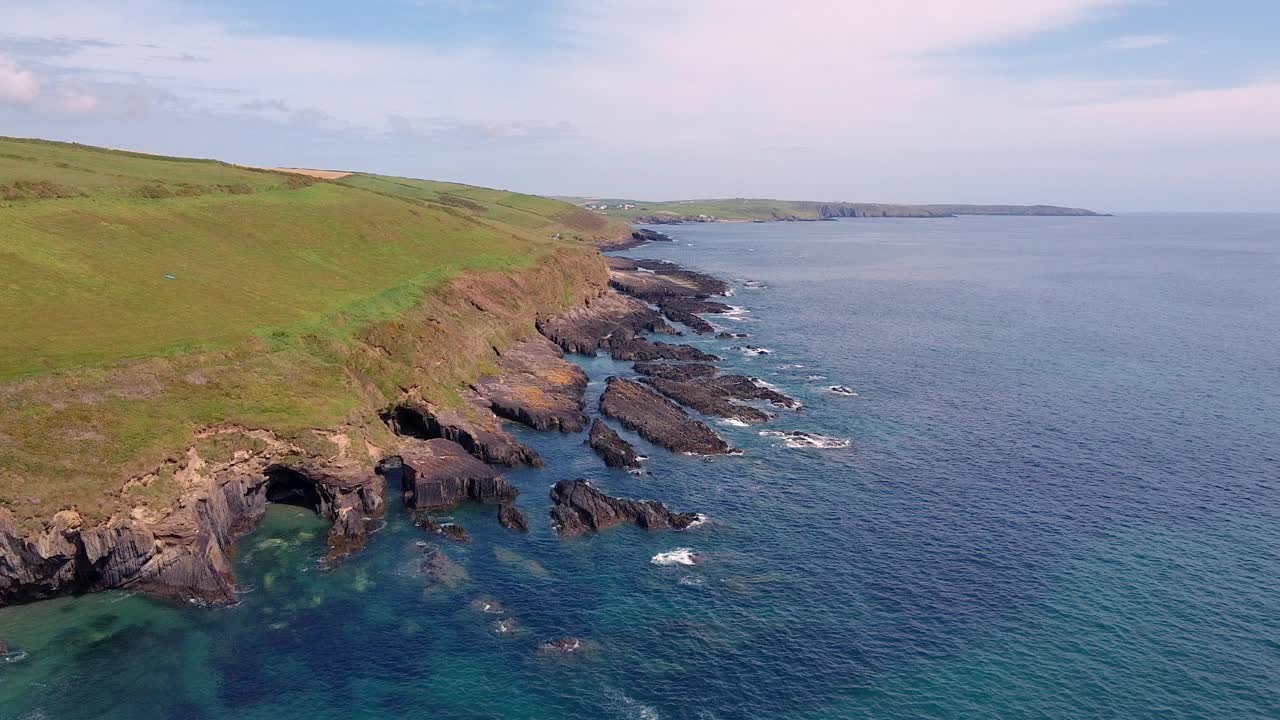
<box><xmin>0</xmin><ymin>227</ymin><xmax>798</xmax><ymax>608</ymax></box>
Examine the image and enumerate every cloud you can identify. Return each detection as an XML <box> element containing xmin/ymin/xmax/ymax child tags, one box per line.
<box><xmin>0</xmin><ymin>55</ymin><xmax>40</xmax><ymax>104</ymax></box>
<box><xmin>0</xmin><ymin>0</ymin><xmax>1275</xmax><ymax>209</ymax></box>
<box><xmin>1105</xmin><ymin>34</ymin><xmax>1174</xmax><ymax>50</ymax></box>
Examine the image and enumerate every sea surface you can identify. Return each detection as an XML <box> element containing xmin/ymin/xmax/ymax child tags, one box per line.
<box><xmin>2</xmin><ymin>214</ymin><xmax>1278</xmax><ymax>719</ymax></box>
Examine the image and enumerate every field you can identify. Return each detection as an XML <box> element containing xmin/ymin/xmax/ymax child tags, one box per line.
<box><xmin>560</xmin><ymin>196</ymin><xmax>1101</xmax><ymax>222</ymax></box>
<box><xmin>0</xmin><ymin>137</ymin><xmax>612</xmax><ymax>530</ymax></box>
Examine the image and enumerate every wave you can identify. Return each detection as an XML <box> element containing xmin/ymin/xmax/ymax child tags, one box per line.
<box><xmin>735</xmin><ymin>346</ymin><xmax>772</xmax><ymax>356</ymax></box>
<box><xmin>828</xmin><ymin>385</ymin><xmax>859</xmax><ymax>396</ymax></box>
<box><xmin>683</xmin><ymin>514</ymin><xmax>709</xmax><ymax>530</ymax></box>
<box><xmin>651</xmin><ymin>548</ymin><xmax>700</xmax><ymax>566</ymax></box>
<box><xmin>719</xmin><ymin>418</ymin><xmax>749</xmax><ymax>427</ymax></box>
<box><xmin>759</xmin><ymin>431</ymin><xmax>851</xmax><ymax>450</ymax></box>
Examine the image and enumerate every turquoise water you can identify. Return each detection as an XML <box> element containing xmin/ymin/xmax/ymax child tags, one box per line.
<box><xmin>2</xmin><ymin>215</ymin><xmax>1278</xmax><ymax>719</ymax></box>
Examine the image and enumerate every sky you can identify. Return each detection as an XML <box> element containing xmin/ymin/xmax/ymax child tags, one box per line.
<box><xmin>1</xmin><ymin>0</ymin><xmax>1278</xmax><ymax>211</ymax></box>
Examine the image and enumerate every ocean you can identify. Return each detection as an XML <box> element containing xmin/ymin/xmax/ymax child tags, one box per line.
<box><xmin>2</xmin><ymin>214</ymin><xmax>1277</xmax><ymax>719</ymax></box>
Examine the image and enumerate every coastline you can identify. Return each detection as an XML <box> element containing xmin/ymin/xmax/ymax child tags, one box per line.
<box><xmin>0</xmin><ymin>228</ymin><xmax>786</xmax><ymax>609</ymax></box>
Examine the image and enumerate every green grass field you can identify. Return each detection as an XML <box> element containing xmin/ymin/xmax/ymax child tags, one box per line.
<box><xmin>0</xmin><ymin>137</ymin><xmax>612</xmax><ymax>530</ymax></box>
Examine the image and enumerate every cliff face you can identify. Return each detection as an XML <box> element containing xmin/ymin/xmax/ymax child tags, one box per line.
<box><xmin>0</xmin><ymin>429</ymin><xmax>384</xmax><ymax>606</ymax></box>
<box><xmin>0</xmin><ymin>247</ymin><xmax>610</xmax><ymax>608</ymax></box>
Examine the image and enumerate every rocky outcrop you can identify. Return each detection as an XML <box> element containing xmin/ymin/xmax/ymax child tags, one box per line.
<box><xmin>656</xmin><ymin>298</ymin><xmax>733</xmax><ymax>335</ymax></box>
<box><xmin>643</xmin><ymin>377</ymin><xmax>773</xmax><ymax>424</ymax></box>
<box><xmin>606</xmin><ymin>257</ymin><xmax>730</xmax><ymax>301</ymax></box>
<box><xmin>497</xmin><ymin>504</ymin><xmax>529</xmax><ymax>533</ymax></box>
<box><xmin>0</xmin><ymin>433</ymin><xmax>384</xmax><ymax>607</ymax></box>
<box><xmin>632</xmin><ymin>362</ymin><xmax>719</xmax><ymax>382</ymax></box>
<box><xmin>598</xmin><ymin>377</ymin><xmax>730</xmax><ymax>455</ymax></box>
<box><xmin>379</xmin><ymin>438</ymin><xmax>516</xmax><ymax>511</ymax></box>
<box><xmin>471</xmin><ymin>335</ymin><xmax>588</xmax><ymax>433</ymax></box>
<box><xmin>595</xmin><ymin>228</ymin><xmax>673</xmax><ymax>251</ymax></box>
<box><xmin>537</xmin><ymin>290</ymin><xmax>675</xmax><ymax>356</ymax></box>
<box><xmin>609</xmin><ymin>338</ymin><xmax>719</xmax><ymax>362</ymax></box>
<box><xmin>549</xmin><ymin>479</ymin><xmax>698</xmax><ymax>538</ymax></box>
<box><xmin>384</xmin><ymin>395</ymin><xmax>541</xmax><ymax>467</ymax></box>
<box><xmin>586</xmin><ymin>419</ymin><xmax>641</xmax><ymax>469</ymax></box>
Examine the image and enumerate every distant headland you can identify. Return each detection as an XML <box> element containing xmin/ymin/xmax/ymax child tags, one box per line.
<box><xmin>558</xmin><ymin>197</ymin><xmax>1106</xmax><ymax>223</ymax></box>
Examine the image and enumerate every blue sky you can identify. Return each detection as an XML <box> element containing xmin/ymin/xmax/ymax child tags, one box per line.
<box><xmin>1</xmin><ymin>0</ymin><xmax>1277</xmax><ymax>211</ymax></box>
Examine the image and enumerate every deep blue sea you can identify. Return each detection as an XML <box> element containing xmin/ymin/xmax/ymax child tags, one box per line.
<box><xmin>2</xmin><ymin>214</ymin><xmax>1278</xmax><ymax>719</ymax></box>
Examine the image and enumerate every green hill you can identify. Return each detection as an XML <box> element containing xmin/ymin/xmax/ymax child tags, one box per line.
<box><xmin>0</xmin><ymin>137</ymin><xmax>614</xmax><ymax>530</ymax></box>
<box><xmin>561</xmin><ymin>197</ymin><xmax>1102</xmax><ymax>223</ymax></box>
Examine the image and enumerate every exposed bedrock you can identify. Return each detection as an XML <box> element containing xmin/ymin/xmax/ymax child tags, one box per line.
<box><xmin>377</xmin><ymin>438</ymin><xmax>516</xmax><ymax>511</ymax></box>
<box><xmin>536</xmin><ymin>290</ymin><xmax>675</xmax><ymax>356</ymax></box>
<box><xmin>632</xmin><ymin>362</ymin><xmax>719</xmax><ymax>382</ymax></box>
<box><xmin>384</xmin><ymin>395</ymin><xmax>541</xmax><ymax>467</ymax></box>
<box><xmin>497</xmin><ymin>504</ymin><xmax>530</xmax><ymax>533</ymax></box>
<box><xmin>548</xmin><ymin>479</ymin><xmax>698</xmax><ymax>538</ymax></box>
<box><xmin>595</xmin><ymin>228</ymin><xmax>673</xmax><ymax>251</ymax></box>
<box><xmin>471</xmin><ymin>335</ymin><xmax>588</xmax><ymax>433</ymax></box>
<box><xmin>586</xmin><ymin>418</ymin><xmax>641</xmax><ymax>469</ymax></box>
<box><xmin>598</xmin><ymin>377</ymin><xmax>731</xmax><ymax>455</ymax></box>
<box><xmin>609</xmin><ymin>338</ymin><xmax>719</xmax><ymax>362</ymax></box>
<box><xmin>656</xmin><ymin>298</ymin><xmax>733</xmax><ymax>335</ymax></box>
<box><xmin>0</xmin><ymin>441</ymin><xmax>384</xmax><ymax>607</ymax></box>
<box><xmin>643</xmin><ymin>377</ymin><xmax>773</xmax><ymax>425</ymax></box>
<box><xmin>605</xmin><ymin>257</ymin><xmax>730</xmax><ymax>301</ymax></box>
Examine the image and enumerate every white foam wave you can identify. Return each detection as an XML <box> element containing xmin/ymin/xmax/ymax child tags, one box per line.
<box><xmin>683</xmin><ymin>514</ymin><xmax>709</xmax><ymax>530</ymax></box>
<box><xmin>758</xmin><ymin>431</ymin><xmax>851</xmax><ymax>450</ymax></box>
<box><xmin>828</xmin><ymin>385</ymin><xmax>859</xmax><ymax>396</ymax></box>
<box><xmin>719</xmin><ymin>418</ymin><xmax>749</xmax><ymax>427</ymax></box>
<box><xmin>651</xmin><ymin>548</ymin><xmax>699</xmax><ymax>566</ymax></box>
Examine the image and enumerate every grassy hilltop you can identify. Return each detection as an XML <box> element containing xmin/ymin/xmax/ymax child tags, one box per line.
<box><xmin>560</xmin><ymin>197</ymin><xmax>1101</xmax><ymax>223</ymax></box>
<box><xmin>0</xmin><ymin>137</ymin><xmax>624</xmax><ymax>530</ymax></box>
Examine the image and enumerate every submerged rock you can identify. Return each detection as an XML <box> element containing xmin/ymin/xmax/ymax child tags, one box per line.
<box><xmin>420</xmin><ymin>545</ymin><xmax>469</xmax><ymax>590</ymax></box>
<box><xmin>549</xmin><ymin>479</ymin><xmax>699</xmax><ymax>538</ymax></box>
<box><xmin>497</xmin><ymin>503</ymin><xmax>529</xmax><ymax>533</ymax></box>
<box><xmin>384</xmin><ymin>438</ymin><xmax>516</xmax><ymax>511</ymax></box>
<box><xmin>538</xmin><ymin>637</ymin><xmax>584</xmax><ymax>654</ymax></box>
<box><xmin>599</xmin><ymin>377</ymin><xmax>731</xmax><ymax>455</ymax></box>
<box><xmin>471</xmin><ymin>335</ymin><xmax>589</xmax><ymax>433</ymax></box>
<box><xmin>586</xmin><ymin>419</ymin><xmax>641</xmax><ymax>469</ymax></box>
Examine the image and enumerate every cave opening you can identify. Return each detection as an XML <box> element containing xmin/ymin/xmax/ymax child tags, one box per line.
<box><xmin>383</xmin><ymin>405</ymin><xmax>438</xmax><ymax>440</ymax></box>
<box><xmin>264</xmin><ymin>467</ymin><xmax>325</xmax><ymax>514</ymax></box>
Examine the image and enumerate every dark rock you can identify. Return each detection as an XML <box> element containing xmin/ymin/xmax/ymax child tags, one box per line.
<box><xmin>415</xmin><ymin>514</ymin><xmax>470</xmax><ymax>543</ymax></box>
<box><xmin>0</xmin><ymin>638</ymin><xmax>8</xmax><ymax>654</ymax></box>
<box><xmin>537</xmin><ymin>291</ymin><xmax>675</xmax><ymax>356</ymax></box>
<box><xmin>607</xmin><ymin>257</ymin><xmax>730</xmax><ymax>301</ymax></box>
<box><xmin>385</xmin><ymin>396</ymin><xmax>541</xmax><ymax>467</ymax></box>
<box><xmin>655</xmin><ymin>298</ymin><xmax>734</xmax><ymax>335</ymax></box>
<box><xmin>586</xmin><ymin>419</ymin><xmax>641</xmax><ymax>469</ymax></box>
<box><xmin>709</xmin><ymin>375</ymin><xmax>800</xmax><ymax>409</ymax></box>
<box><xmin>388</xmin><ymin>438</ymin><xmax>517</xmax><ymax>511</ymax></box>
<box><xmin>642</xmin><ymin>377</ymin><xmax>772</xmax><ymax>425</ymax></box>
<box><xmin>632</xmin><ymin>362</ymin><xmax>719</xmax><ymax>382</ymax></box>
<box><xmin>538</xmin><ymin>637</ymin><xmax>583</xmax><ymax>654</ymax></box>
<box><xmin>549</xmin><ymin>479</ymin><xmax>699</xmax><ymax>538</ymax></box>
<box><xmin>472</xmin><ymin>336</ymin><xmax>589</xmax><ymax>432</ymax></box>
<box><xmin>599</xmin><ymin>377</ymin><xmax>731</xmax><ymax>455</ymax></box>
<box><xmin>497</xmin><ymin>503</ymin><xmax>529</xmax><ymax>533</ymax></box>
<box><xmin>716</xmin><ymin>331</ymin><xmax>749</xmax><ymax>339</ymax></box>
<box><xmin>0</xmin><ymin>450</ymin><xmax>385</xmax><ymax>608</ymax></box>
<box><xmin>609</xmin><ymin>338</ymin><xmax>719</xmax><ymax>362</ymax></box>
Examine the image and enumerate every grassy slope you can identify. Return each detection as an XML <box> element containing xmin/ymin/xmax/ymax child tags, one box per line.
<box><xmin>560</xmin><ymin>197</ymin><xmax>1100</xmax><ymax>221</ymax></box>
<box><xmin>0</xmin><ymin>138</ymin><xmax>610</xmax><ymax>530</ymax></box>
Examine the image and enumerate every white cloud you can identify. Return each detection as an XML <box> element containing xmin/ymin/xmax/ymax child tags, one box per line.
<box><xmin>0</xmin><ymin>55</ymin><xmax>41</xmax><ymax>105</ymax></box>
<box><xmin>0</xmin><ymin>0</ymin><xmax>1276</xmax><ymax>209</ymax></box>
<box><xmin>1106</xmin><ymin>34</ymin><xmax>1175</xmax><ymax>50</ymax></box>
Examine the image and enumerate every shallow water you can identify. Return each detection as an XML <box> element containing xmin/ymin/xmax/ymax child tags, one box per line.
<box><xmin>2</xmin><ymin>214</ymin><xmax>1278</xmax><ymax>719</ymax></box>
